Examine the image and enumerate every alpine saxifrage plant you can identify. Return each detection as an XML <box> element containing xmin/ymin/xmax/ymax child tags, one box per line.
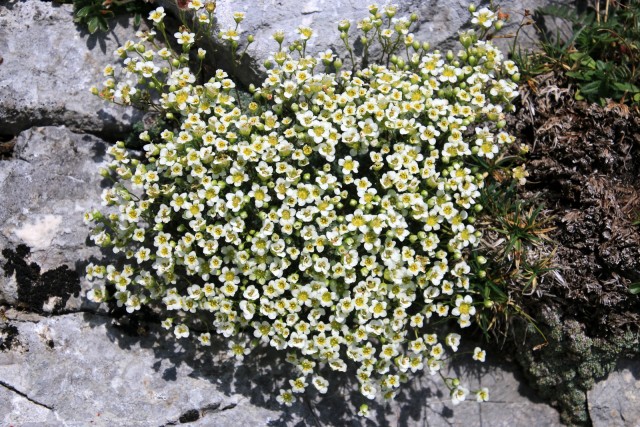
<box><xmin>85</xmin><ymin>2</ymin><xmax>519</xmax><ymax>412</ymax></box>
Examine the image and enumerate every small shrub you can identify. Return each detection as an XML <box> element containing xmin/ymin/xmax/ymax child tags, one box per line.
<box><xmin>85</xmin><ymin>2</ymin><xmax>520</xmax><ymax>410</ymax></box>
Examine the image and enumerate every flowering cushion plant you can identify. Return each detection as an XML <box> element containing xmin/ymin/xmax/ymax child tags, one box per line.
<box><xmin>85</xmin><ymin>3</ymin><xmax>518</xmax><ymax>410</ymax></box>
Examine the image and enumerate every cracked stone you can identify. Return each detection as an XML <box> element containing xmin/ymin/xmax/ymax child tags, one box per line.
<box><xmin>0</xmin><ymin>384</ymin><xmax>57</xmax><ymax>426</ymax></box>
<box><xmin>0</xmin><ymin>0</ymin><xmax>143</xmax><ymax>137</ymax></box>
<box><xmin>0</xmin><ymin>126</ymin><xmax>110</xmax><ymax>313</ymax></box>
<box><xmin>157</xmin><ymin>0</ymin><xmax>573</xmax><ymax>88</ymax></box>
<box><xmin>588</xmin><ymin>358</ymin><xmax>640</xmax><ymax>427</ymax></box>
<box><xmin>0</xmin><ymin>312</ymin><xmax>246</xmax><ymax>426</ymax></box>
<box><xmin>0</xmin><ymin>380</ymin><xmax>54</xmax><ymax>411</ymax></box>
<box><xmin>0</xmin><ymin>309</ymin><xmax>561</xmax><ymax>426</ymax></box>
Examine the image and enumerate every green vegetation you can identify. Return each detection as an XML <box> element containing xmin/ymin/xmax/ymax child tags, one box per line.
<box><xmin>471</xmin><ymin>175</ymin><xmax>555</xmax><ymax>344</ymax></box>
<box><xmin>514</xmin><ymin>308</ymin><xmax>639</xmax><ymax>425</ymax></box>
<box><xmin>513</xmin><ymin>0</ymin><xmax>640</xmax><ymax>107</ymax></box>
<box><xmin>70</xmin><ymin>0</ymin><xmax>152</xmax><ymax>34</ymax></box>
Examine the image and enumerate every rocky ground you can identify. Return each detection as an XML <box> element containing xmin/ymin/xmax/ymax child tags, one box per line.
<box><xmin>0</xmin><ymin>0</ymin><xmax>639</xmax><ymax>426</ymax></box>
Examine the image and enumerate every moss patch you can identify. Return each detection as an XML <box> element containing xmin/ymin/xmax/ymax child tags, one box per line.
<box><xmin>511</xmin><ymin>306</ymin><xmax>639</xmax><ymax>425</ymax></box>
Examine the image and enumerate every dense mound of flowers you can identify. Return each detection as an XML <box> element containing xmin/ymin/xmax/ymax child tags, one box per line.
<box><xmin>85</xmin><ymin>3</ymin><xmax>518</xmax><ymax>409</ymax></box>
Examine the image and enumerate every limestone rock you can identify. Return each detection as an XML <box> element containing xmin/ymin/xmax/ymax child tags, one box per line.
<box><xmin>0</xmin><ymin>126</ymin><xmax>109</xmax><ymax>313</ymax></box>
<box><xmin>588</xmin><ymin>359</ymin><xmax>640</xmax><ymax>427</ymax></box>
<box><xmin>0</xmin><ymin>311</ymin><xmax>252</xmax><ymax>426</ymax></box>
<box><xmin>0</xmin><ymin>0</ymin><xmax>143</xmax><ymax>137</ymax></box>
<box><xmin>157</xmin><ymin>0</ymin><xmax>572</xmax><ymax>88</ymax></box>
<box><xmin>0</xmin><ymin>310</ymin><xmax>561</xmax><ymax>426</ymax></box>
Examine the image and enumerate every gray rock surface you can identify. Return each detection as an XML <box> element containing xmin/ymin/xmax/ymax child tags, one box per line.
<box><xmin>0</xmin><ymin>309</ymin><xmax>561</xmax><ymax>426</ymax></box>
<box><xmin>0</xmin><ymin>0</ymin><xmax>143</xmax><ymax>137</ymax></box>
<box><xmin>0</xmin><ymin>126</ymin><xmax>108</xmax><ymax>312</ymax></box>
<box><xmin>158</xmin><ymin>0</ymin><xmax>572</xmax><ymax>88</ymax></box>
<box><xmin>588</xmin><ymin>358</ymin><xmax>640</xmax><ymax>427</ymax></box>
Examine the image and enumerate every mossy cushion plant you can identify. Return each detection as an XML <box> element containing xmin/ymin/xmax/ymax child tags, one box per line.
<box><xmin>85</xmin><ymin>2</ymin><xmax>520</xmax><ymax>413</ymax></box>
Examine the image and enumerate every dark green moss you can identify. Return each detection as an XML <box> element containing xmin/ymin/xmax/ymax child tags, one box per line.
<box><xmin>512</xmin><ymin>306</ymin><xmax>640</xmax><ymax>426</ymax></box>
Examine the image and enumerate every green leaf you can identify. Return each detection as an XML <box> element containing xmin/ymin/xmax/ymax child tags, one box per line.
<box><xmin>568</xmin><ymin>52</ymin><xmax>581</xmax><ymax>61</ymax></box>
<box><xmin>613</xmin><ymin>82</ymin><xmax>640</xmax><ymax>93</ymax></box>
<box><xmin>580</xmin><ymin>55</ymin><xmax>597</xmax><ymax>69</ymax></box>
<box><xmin>580</xmin><ymin>80</ymin><xmax>602</xmax><ymax>95</ymax></box>
<box><xmin>565</xmin><ymin>71</ymin><xmax>587</xmax><ymax>80</ymax></box>
<box><xmin>630</xmin><ymin>283</ymin><xmax>640</xmax><ymax>295</ymax></box>
<box><xmin>98</xmin><ymin>15</ymin><xmax>109</xmax><ymax>32</ymax></box>
<box><xmin>87</xmin><ymin>16</ymin><xmax>99</xmax><ymax>34</ymax></box>
<box><xmin>134</xmin><ymin>13</ymin><xmax>142</xmax><ymax>28</ymax></box>
<box><xmin>75</xmin><ymin>6</ymin><xmax>94</xmax><ymax>18</ymax></box>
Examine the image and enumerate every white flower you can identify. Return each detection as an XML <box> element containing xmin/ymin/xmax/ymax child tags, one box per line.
<box><xmin>471</xmin><ymin>8</ymin><xmax>496</xmax><ymax>28</ymax></box>
<box><xmin>175</xmin><ymin>31</ymin><xmax>195</xmax><ymax>45</ymax></box>
<box><xmin>451</xmin><ymin>386</ymin><xmax>469</xmax><ymax>405</ymax></box>
<box><xmin>473</xmin><ymin>347</ymin><xmax>486</xmax><ymax>362</ymax></box>
<box><xmin>149</xmin><ymin>7</ymin><xmax>166</xmax><ymax>24</ymax></box>
<box><xmin>174</xmin><ymin>324</ymin><xmax>190</xmax><ymax>338</ymax></box>
<box><xmin>476</xmin><ymin>387</ymin><xmax>489</xmax><ymax>402</ymax></box>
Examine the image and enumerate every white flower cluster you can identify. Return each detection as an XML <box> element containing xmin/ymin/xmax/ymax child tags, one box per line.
<box><xmin>87</xmin><ymin>3</ymin><xmax>518</xmax><ymax>408</ymax></box>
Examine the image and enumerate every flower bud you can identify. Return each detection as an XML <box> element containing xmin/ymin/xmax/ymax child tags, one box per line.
<box><xmin>338</xmin><ymin>19</ymin><xmax>351</xmax><ymax>32</ymax></box>
<box><xmin>247</xmin><ymin>34</ymin><xmax>255</xmax><ymax>43</ymax></box>
<box><xmin>468</xmin><ymin>4</ymin><xmax>476</xmax><ymax>13</ymax></box>
<box><xmin>494</xmin><ymin>20</ymin><xmax>504</xmax><ymax>31</ymax></box>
